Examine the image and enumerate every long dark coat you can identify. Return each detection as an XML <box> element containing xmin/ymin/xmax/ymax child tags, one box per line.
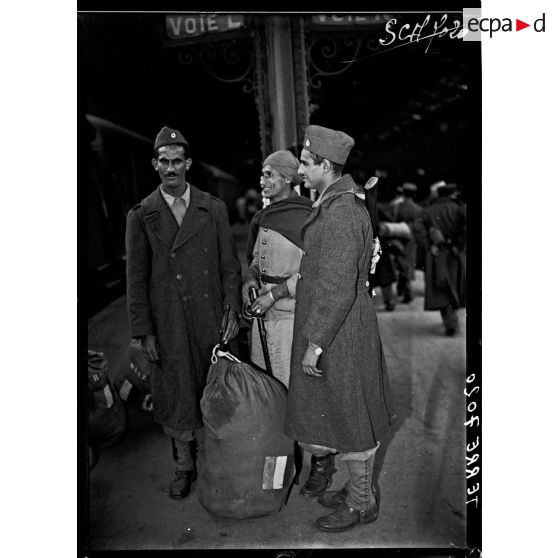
<box><xmin>125</xmin><ymin>185</ymin><xmax>242</xmax><ymax>431</ymax></box>
<box><xmin>284</xmin><ymin>176</ymin><xmax>396</xmax><ymax>452</ymax></box>
<box><xmin>415</xmin><ymin>197</ymin><xmax>466</xmax><ymax>310</ymax></box>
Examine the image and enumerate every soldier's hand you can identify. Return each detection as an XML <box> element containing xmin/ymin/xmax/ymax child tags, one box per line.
<box><xmin>242</xmin><ymin>278</ymin><xmax>259</xmax><ymax>306</ymax></box>
<box><xmin>430</xmin><ymin>244</ymin><xmax>440</xmax><ymax>256</ymax></box>
<box><xmin>370</xmin><ymin>237</ymin><xmax>382</xmax><ymax>275</ymax></box>
<box><xmin>302</xmin><ymin>346</ymin><xmax>323</xmax><ymax>378</ymax></box>
<box><xmin>249</xmin><ymin>291</ymin><xmax>275</xmax><ymax>317</ymax></box>
<box><xmin>141</xmin><ymin>334</ymin><xmax>160</xmax><ymax>363</ymax></box>
<box><xmin>221</xmin><ymin>310</ymin><xmax>239</xmax><ymax>344</ymax></box>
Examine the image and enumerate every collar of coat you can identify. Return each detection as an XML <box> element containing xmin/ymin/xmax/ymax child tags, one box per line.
<box><xmin>142</xmin><ymin>183</ymin><xmax>210</xmax><ymax>214</ymax></box>
<box><xmin>139</xmin><ymin>184</ymin><xmax>214</xmax><ymax>251</ymax></box>
<box><xmin>302</xmin><ymin>175</ymin><xmax>366</xmax><ymax>237</ymax></box>
<box><xmin>313</xmin><ymin>174</ymin><xmax>365</xmax><ymax>207</ymax></box>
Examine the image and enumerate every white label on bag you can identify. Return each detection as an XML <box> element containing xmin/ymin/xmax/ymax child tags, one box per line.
<box><xmin>103</xmin><ymin>384</ymin><xmax>114</xmax><ymax>408</ymax></box>
<box><xmin>262</xmin><ymin>456</ymin><xmax>288</xmax><ymax>489</ymax></box>
<box><xmin>273</xmin><ymin>456</ymin><xmax>287</xmax><ymax>489</ymax></box>
<box><xmin>119</xmin><ymin>379</ymin><xmax>133</xmax><ymax>401</ymax></box>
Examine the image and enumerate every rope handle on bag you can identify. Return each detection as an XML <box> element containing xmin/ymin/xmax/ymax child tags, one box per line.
<box><xmin>211</xmin><ymin>344</ymin><xmax>241</xmax><ymax>364</ymax></box>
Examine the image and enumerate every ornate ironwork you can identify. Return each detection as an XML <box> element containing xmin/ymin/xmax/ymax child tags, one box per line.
<box><xmin>177</xmin><ymin>38</ymin><xmax>256</xmax><ymax>93</ymax></box>
<box><xmin>305</xmin><ymin>32</ymin><xmax>381</xmax><ymax>90</ymax></box>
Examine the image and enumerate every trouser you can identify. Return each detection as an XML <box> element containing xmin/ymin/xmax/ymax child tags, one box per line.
<box><xmin>251</xmin><ymin>314</ymin><xmax>294</xmax><ymax>387</ymax></box>
<box><xmin>397</xmin><ymin>273</ymin><xmax>412</xmax><ymax>299</ymax></box>
<box><xmin>299</xmin><ymin>442</ymin><xmax>379</xmax><ymax>509</ymax></box>
<box><xmin>440</xmin><ymin>305</ymin><xmax>459</xmax><ymax>331</ymax></box>
<box><xmin>381</xmin><ymin>285</ymin><xmax>395</xmax><ymax>306</ymax></box>
<box><xmin>164</xmin><ymin>425</ymin><xmax>195</xmax><ymax>472</ymax></box>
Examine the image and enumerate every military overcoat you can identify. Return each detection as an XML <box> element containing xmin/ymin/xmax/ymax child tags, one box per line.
<box><xmin>125</xmin><ymin>185</ymin><xmax>242</xmax><ymax>431</ymax></box>
<box><xmin>284</xmin><ymin>176</ymin><xmax>396</xmax><ymax>452</ymax></box>
<box><xmin>415</xmin><ymin>197</ymin><xmax>466</xmax><ymax>310</ymax></box>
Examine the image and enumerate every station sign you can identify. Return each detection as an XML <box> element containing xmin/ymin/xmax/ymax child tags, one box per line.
<box><xmin>310</xmin><ymin>14</ymin><xmax>392</xmax><ymax>28</ymax></box>
<box><xmin>166</xmin><ymin>14</ymin><xmax>245</xmax><ymax>41</ymax></box>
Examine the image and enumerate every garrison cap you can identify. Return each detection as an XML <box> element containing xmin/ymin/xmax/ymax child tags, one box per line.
<box><xmin>154</xmin><ymin>126</ymin><xmax>189</xmax><ymax>151</ymax></box>
<box><xmin>303</xmin><ymin>125</ymin><xmax>355</xmax><ymax>165</ymax></box>
<box><xmin>402</xmin><ymin>182</ymin><xmax>418</xmax><ymax>193</ymax></box>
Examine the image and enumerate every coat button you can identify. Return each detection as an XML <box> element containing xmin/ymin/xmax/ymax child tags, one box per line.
<box><xmin>264</xmin><ymin>228</ymin><xmax>268</xmax><ymax>232</ymax></box>
<box><xmin>170</xmin><ymin>252</ymin><xmax>176</xmax><ymax>259</ymax></box>
<box><xmin>262</xmin><ymin>269</ymin><xmax>266</xmax><ymax>273</ymax></box>
<box><xmin>298</xmin><ymin>272</ymin><xmax>303</xmax><ymax>280</ymax></box>
<box><xmin>182</xmin><ymin>295</ymin><xmax>188</xmax><ymax>302</ymax></box>
<box><xmin>203</xmin><ymin>270</ymin><xmax>208</xmax><ymax>276</ymax></box>
<box><xmin>203</xmin><ymin>293</ymin><xmax>209</xmax><ymax>299</ymax></box>
<box><xmin>262</xmin><ymin>240</ymin><xmax>267</xmax><ymax>245</ymax></box>
<box><xmin>203</xmin><ymin>247</ymin><xmax>208</xmax><ymax>253</ymax></box>
<box><xmin>176</xmin><ymin>274</ymin><xmax>182</xmax><ymax>280</ymax></box>
<box><xmin>261</xmin><ymin>255</ymin><xmax>265</xmax><ymax>259</ymax></box>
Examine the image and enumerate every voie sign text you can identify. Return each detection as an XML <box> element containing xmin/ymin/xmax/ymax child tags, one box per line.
<box><xmin>311</xmin><ymin>14</ymin><xmax>390</xmax><ymax>27</ymax></box>
<box><xmin>166</xmin><ymin>14</ymin><xmax>245</xmax><ymax>40</ymax></box>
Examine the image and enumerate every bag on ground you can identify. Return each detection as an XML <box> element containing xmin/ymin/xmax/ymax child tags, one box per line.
<box><xmin>88</xmin><ymin>350</ymin><xmax>127</xmax><ymax>448</ymax></box>
<box><xmin>197</xmin><ymin>350</ymin><xmax>295</xmax><ymax>519</ymax></box>
<box><xmin>114</xmin><ymin>339</ymin><xmax>153</xmax><ymax>412</ymax></box>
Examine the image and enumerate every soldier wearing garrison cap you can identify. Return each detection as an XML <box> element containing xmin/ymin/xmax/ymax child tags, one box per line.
<box><xmin>125</xmin><ymin>126</ymin><xmax>242</xmax><ymax>500</ymax></box>
<box><xmin>285</xmin><ymin>125</ymin><xmax>396</xmax><ymax>533</ymax></box>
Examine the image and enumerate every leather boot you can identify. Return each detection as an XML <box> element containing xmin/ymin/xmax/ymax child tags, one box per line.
<box><xmin>318</xmin><ymin>482</ymin><xmax>349</xmax><ymax>508</ymax></box>
<box><xmin>300</xmin><ymin>453</ymin><xmax>335</xmax><ymax>497</ymax></box>
<box><xmin>169</xmin><ymin>437</ymin><xmax>196</xmax><ymax>499</ymax></box>
<box><xmin>318</xmin><ymin>483</ymin><xmax>349</xmax><ymax>508</ymax></box>
<box><xmin>169</xmin><ymin>469</ymin><xmax>195</xmax><ymax>499</ymax></box>
<box><xmin>316</xmin><ymin>453</ymin><xmax>378</xmax><ymax>532</ymax></box>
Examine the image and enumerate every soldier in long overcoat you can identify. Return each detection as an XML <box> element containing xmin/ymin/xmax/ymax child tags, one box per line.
<box><xmin>284</xmin><ymin>125</ymin><xmax>396</xmax><ymax>533</ymax></box>
<box><xmin>125</xmin><ymin>127</ymin><xmax>242</xmax><ymax>499</ymax></box>
<box><xmin>414</xmin><ymin>183</ymin><xmax>466</xmax><ymax>335</ymax></box>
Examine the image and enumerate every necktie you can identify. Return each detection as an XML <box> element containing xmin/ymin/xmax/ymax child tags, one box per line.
<box><xmin>172</xmin><ymin>197</ymin><xmax>187</xmax><ymax>227</ymax></box>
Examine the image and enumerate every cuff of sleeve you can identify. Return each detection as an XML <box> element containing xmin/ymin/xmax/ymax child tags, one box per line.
<box><xmin>271</xmin><ymin>281</ymin><xmax>290</xmax><ymax>301</ymax></box>
<box><xmin>302</xmin><ymin>329</ymin><xmax>330</xmax><ymax>351</ymax></box>
<box><xmin>243</xmin><ymin>265</ymin><xmax>260</xmax><ymax>283</ymax></box>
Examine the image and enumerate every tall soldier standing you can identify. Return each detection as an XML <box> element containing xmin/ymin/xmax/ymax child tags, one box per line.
<box><xmin>125</xmin><ymin>126</ymin><xmax>242</xmax><ymax>499</ymax></box>
<box><xmin>285</xmin><ymin>125</ymin><xmax>396</xmax><ymax>532</ymax></box>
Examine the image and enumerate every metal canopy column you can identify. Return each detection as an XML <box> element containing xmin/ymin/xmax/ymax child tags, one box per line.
<box><xmin>264</xmin><ymin>16</ymin><xmax>298</xmax><ymax>151</ymax></box>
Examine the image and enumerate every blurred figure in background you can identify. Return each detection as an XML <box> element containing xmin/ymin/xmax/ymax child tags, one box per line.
<box><xmin>415</xmin><ymin>183</ymin><xmax>466</xmax><ymax>336</ymax></box>
<box><xmin>393</xmin><ymin>182</ymin><xmax>422</xmax><ymax>303</ymax></box>
<box><xmin>370</xmin><ymin>202</ymin><xmax>399</xmax><ymax>311</ymax></box>
<box><xmin>389</xmin><ymin>184</ymin><xmax>404</xmax><ymax>213</ymax></box>
<box><xmin>243</xmin><ymin>150</ymin><xmax>313</xmax><ymax>387</ymax></box>
<box><xmin>235</xmin><ymin>187</ymin><xmax>263</xmax><ymax>224</ymax></box>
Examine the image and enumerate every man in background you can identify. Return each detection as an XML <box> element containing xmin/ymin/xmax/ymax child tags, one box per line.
<box><xmin>415</xmin><ymin>182</ymin><xmax>466</xmax><ymax>335</ymax></box>
<box><xmin>393</xmin><ymin>182</ymin><xmax>422</xmax><ymax>303</ymax></box>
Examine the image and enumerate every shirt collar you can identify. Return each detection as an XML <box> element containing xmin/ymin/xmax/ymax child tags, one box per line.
<box><xmin>160</xmin><ymin>184</ymin><xmax>190</xmax><ymax>208</ymax></box>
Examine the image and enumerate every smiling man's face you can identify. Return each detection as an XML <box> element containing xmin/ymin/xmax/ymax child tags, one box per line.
<box><xmin>260</xmin><ymin>164</ymin><xmax>291</xmax><ymax>203</ymax></box>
